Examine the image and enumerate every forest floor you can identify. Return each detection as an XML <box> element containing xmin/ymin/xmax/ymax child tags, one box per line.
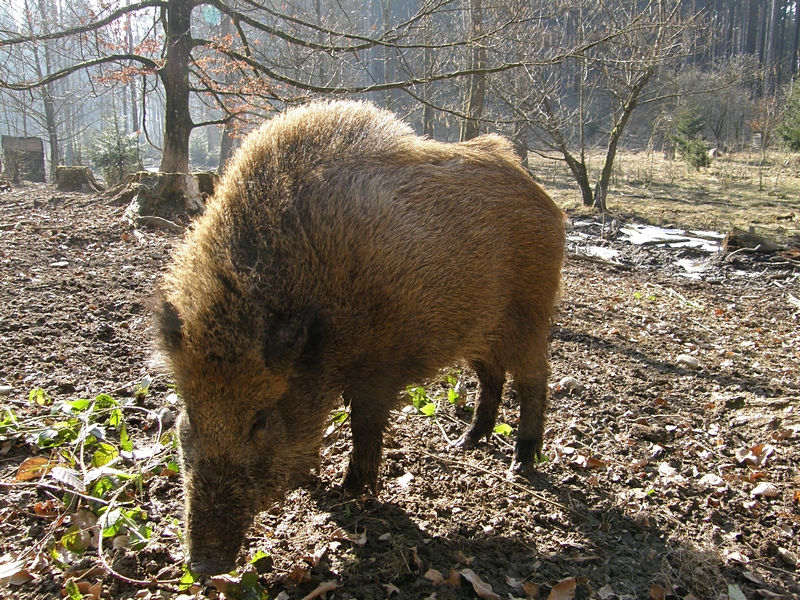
<box><xmin>0</xmin><ymin>180</ymin><xmax>798</xmax><ymax>600</ymax></box>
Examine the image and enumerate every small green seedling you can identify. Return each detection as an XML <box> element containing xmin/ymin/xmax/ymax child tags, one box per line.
<box><xmin>493</xmin><ymin>423</ymin><xmax>512</xmax><ymax>436</ymax></box>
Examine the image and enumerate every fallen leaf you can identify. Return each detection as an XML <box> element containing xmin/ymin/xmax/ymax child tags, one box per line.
<box><xmin>735</xmin><ymin>443</ymin><xmax>775</xmax><ymax>467</ymax></box>
<box><xmin>424</xmin><ymin>569</ymin><xmax>444</xmax><ymax>585</ymax></box>
<box><xmin>650</xmin><ymin>583</ymin><xmax>665</xmax><ymax>600</ymax></box>
<box><xmin>727</xmin><ymin>583</ymin><xmax>747</xmax><ymax>600</ymax></box>
<box><xmin>288</xmin><ymin>564</ymin><xmax>312</xmax><ymax>583</ymax></box>
<box><xmin>742</xmin><ymin>571</ymin><xmax>765</xmax><ymax>585</ymax></box>
<box><xmin>726</xmin><ymin>551</ymin><xmax>749</xmax><ymax>564</ymax></box>
<box><xmin>409</xmin><ymin>546</ymin><xmax>422</xmax><ymax>571</ymax></box>
<box><xmin>698</xmin><ymin>473</ymin><xmax>725</xmax><ymax>488</ymax></box>
<box><xmin>210</xmin><ymin>574</ymin><xmax>239</xmax><ymax>594</ymax></box>
<box><xmin>505</xmin><ymin>575</ymin><xmax>524</xmax><ymax>589</ymax></box>
<box><xmin>453</xmin><ymin>551</ymin><xmax>474</xmax><ymax>565</ymax></box>
<box><xmin>460</xmin><ymin>569</ymin><xmax>500</xmax><ymax>600</ymax></box>
<box><xmin>0</xmin><ymin>558</ymin><xmax>33</xmax><ymax>586</ymax></box>
<box><xmin>597</xmin><ymin>585</ymin><xmax>614</xmax><ymax>600</ymax></box>
<box><xmin>524</xmin><ymin>581</ymin><xmax>540</xmax><ymax>599</ymax></box>
<box><xmin>770</xmin><ymin>429</ymin><xmax>791</xmax><ymax>441</ymax></box>
<box><xmin>15</xmin><ymin>457</ymin><xmax>52</xmax><ymax>481</ymax></box>
<box><xmin>571</xmin><ymin>455</ymin><xmax>606</xmax><ymax>469</ymax></box>
<box><xmin>33</xmin><ymin>500</ymin><xmax>57</xmax><ymax>517</ymax></box>
<box><xmin>777</xmin><ymin>547</ymin><xmax>798</xmax><ymax>566</ymax></box>
<box><xmin>300</xmin><ymin>581</ymin><xmax>337</xmax><ymax>600</ymax></box>
<box><xmin>546</xmin><ymin>577</ymin><xmax>576</xmax><ymax>600</ymax></box>
<box><xmin>383</xmin><ymin>583</ymin><xmax>400</xmax><ymax>597</ymax></box>
<box><xmin>330</xmin><ymin>527</ymin><xmax>366</xmax><ymax>547</ymax></box>
<box><xmin>750</xmin><ymin>482</ymin><xmax>779</xmax><ymax>498</ymax></box>
<box><xmin>73</xmin><ymin>580</ymin><xmax>103</xmax><ymax>600</ymax></box>
<box><xmin>445</xmin><ymin>569</ymin><xmax>461</xmax><ymax>588</ymax></box>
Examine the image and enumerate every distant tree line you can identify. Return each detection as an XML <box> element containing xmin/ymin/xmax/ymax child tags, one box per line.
<box><xmin>0</xmin><ymin>0</ymin><xmax>798</xmax><ymax>209</ymax></box>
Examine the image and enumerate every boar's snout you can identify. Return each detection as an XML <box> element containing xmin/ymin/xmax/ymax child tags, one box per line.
<box><xmin>183</xmin><ymin>457</ymin><xmax>258</xmax><ymax>576</ymax></box>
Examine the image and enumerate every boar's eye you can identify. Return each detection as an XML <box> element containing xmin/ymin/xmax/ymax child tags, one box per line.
<box><xmin>250</xmin><ymin>410</ymin><xmax>270</xmax><ymax>438</ymax></box>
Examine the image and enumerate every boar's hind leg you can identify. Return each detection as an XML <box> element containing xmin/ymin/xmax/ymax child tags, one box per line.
<box><xmin>511</xmin><ymin>373</ymin><xmax>549</xmax><ymax>474</ymax></box>
<box><xmin>456</xmin><ymin>360</ymin><xmax>506</xmax><ymax>450</ymax></box>
<box><xmin>342</xmin><ymin>392</ymin><xmax>391</xmax><ymax>495</ymax></box>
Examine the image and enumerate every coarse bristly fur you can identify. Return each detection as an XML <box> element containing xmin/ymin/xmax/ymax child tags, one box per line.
<box><xmin>153</xmin><ymin>99</ymin><xmax>565</xmax><ymax>575</ymax></box>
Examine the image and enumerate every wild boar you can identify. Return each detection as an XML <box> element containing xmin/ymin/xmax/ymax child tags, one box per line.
<box><xmin>154</xmin><ymin>100</ymin><xmax>564</xmax><ymax>575</ymax></box>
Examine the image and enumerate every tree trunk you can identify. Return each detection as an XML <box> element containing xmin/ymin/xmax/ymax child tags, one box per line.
<box><xmin>126</xmin><ymin>4</ymin><xmax>139</xmax><ymax>137</ymax></box>
<box><xmin>218</xmin><ymin>120</ymin><xmax>237</xmax><ymax>175</ymax></box>
<box><xmin>567</xmin><ymin>156</ymin><xmax>594</xmax><ymax>207</ymax></box>
<box><xmin>29</xmin><ymin>0</ymin><xmax>60</xmax><ymax>181</ymax></box>
<box><xmin>763</xmin><ymin>0</ymin><xmax>781</xmax><ymax>93</ymax></box>
<box><xmin>593</xmin><ymin>69</ymin><xmax>654</xmax><ymax>212</ymax></box>
<box><xmin>158</xmin><ymin>0</ymin><xmax>194</xmax><ymax>173</ymax></box>
<box><xmin>743</xmin><ymin>0</ymin><xmax>759</xmax><ymax>55</ymax></box>
<box><xmin>460</xmin><ymin>0</ymin><xmax>486</xmax><ymax>141</ymax></box>
<box><xmin>793</xmin><ymin>0</ymin><xmax>800</xmax><ymax>77</ymax></box>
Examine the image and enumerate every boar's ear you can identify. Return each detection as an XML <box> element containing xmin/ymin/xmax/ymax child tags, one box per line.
<box><xmin>265</xmin><ymin>305</ymin><xmax>326</xmax><ymax>368</ymax></box>
<box><xmin>154</xmin><ymin>297</ymin><xmax>184</xmax><ymax>352</ymax></box>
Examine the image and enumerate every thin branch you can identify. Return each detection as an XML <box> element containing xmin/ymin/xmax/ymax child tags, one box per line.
<box><xmin>0</xmin><ymin>1</ymin><xmax>167</xmax><ymax>47</ymax></box>
<box><xmin>0</xmin><ymin>54</ymin><xmax>160</xmax><ymax>90</ymax></box>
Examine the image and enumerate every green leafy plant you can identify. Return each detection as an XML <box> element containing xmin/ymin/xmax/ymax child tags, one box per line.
<box><xmin>493</xmin><ymin>423</ymin><xmax>513</xmax><ymax>436</ymax></box>
<box><xmin>407</xmin><ymin>386</ymin><xmax>437</xmax><ymax>416</ymax></box>
<box><xmin>179</xmin><ymin>565</ymin><xmax>202</xmax><ymax>591</ymax></box>
<box><xmin>99</xmin><ymin>505</ymin><xmax>152</xmax><ymax>550</ymax></box>
<box><xmin>29</xmin><ymin>387</ymin><xmax>52</xmax><ymax>406</ymax></box>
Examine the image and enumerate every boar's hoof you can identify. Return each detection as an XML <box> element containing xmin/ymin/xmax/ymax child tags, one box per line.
<box><xmin>342</xmin><ymin>469</ymin><xmax>379</xmax><ymax>498</ymax></box>
<box><xmin>188</xmin><ymin>557</ymin><xmax>237</xmax><ymax>576</ymax></box>
<box><xmin>455</xmin><ymin>430</ymin><xmax>488</xmax><ymax>450</ymax></box>
<box><xmin>510</xmin><ymin>458</ymin><xmax>535</xmax><ymax>476</ymax></box>
<box><xmin>511</xmin><ymin>437</ymin><xmax>543</xmax><ymax>475</ymax></box>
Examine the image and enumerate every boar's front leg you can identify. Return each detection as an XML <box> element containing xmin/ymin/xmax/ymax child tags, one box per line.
<box><xmin>342</xmin><ymin>390</ymin><xmax>391</xmax><ymax>495</ymax></box>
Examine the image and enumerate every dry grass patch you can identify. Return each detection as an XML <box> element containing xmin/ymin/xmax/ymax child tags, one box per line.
<box><xmin>530</xmin><ymin>150</ymin><xmax>800</xmax><ymax>244</ymax></box>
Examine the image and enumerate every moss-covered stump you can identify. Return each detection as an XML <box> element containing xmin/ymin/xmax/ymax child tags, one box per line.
<box><xmin>108</xmin><ymin>172</ymin><xmax>219</xmax><ymax>223</ymax></box>
<box><xmin>55</xmin><ymin>166</ymin><xmax>105</xmax><ymax>192</ymax></box>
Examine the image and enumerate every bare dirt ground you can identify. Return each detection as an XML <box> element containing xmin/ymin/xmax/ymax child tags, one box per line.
<box><xmin>1</xmin><ymin>183</ymin><xmax>798</xmax><ymax>600</ymax></box>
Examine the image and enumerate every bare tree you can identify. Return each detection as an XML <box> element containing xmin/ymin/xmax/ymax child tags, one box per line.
<box><xmin>484</xmin><ymin>0</ymin><xmax>704</xmax><ymax>211</ymax></box>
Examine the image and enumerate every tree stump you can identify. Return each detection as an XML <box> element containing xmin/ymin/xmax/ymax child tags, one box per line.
<box><xmin>2</xmin><ymin>136</ymin><xmax>46</xmax><ymax>183</ymax></box>
<box><xmin>107</xmin><ymin>172</ymin><xmax>219</xmax><ymax>224</ymax></box>
<box><xmin>56</xmin><ymin>166</ymin><xmax>105</xmax><ymax>192</ymax></box>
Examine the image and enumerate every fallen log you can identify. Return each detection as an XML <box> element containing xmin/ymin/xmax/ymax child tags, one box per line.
<box><xmin>722</xmin><ymin>227</ymin><xmax>778</xmax><ymax>254</ymax></box>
